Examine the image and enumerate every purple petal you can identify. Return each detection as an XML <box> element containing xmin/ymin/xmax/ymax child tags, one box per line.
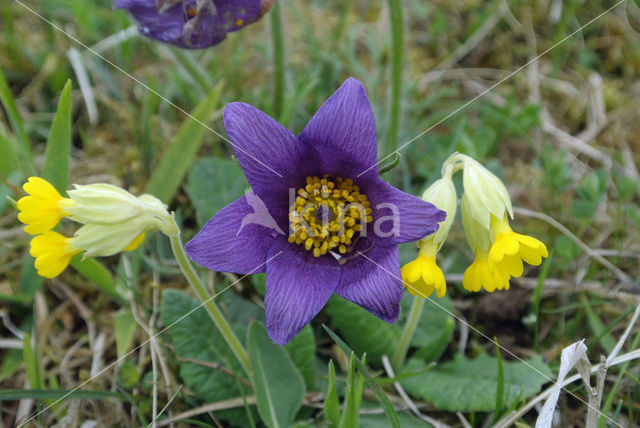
<box><xmin>363</xmin><ymin>179</ymin><xmax>446</xmax><ymax>245</ymax></box>
<box><xmin>265</xmin><ymin>240</ymin><xmax>341</xmax><ymax>345</ymax></box>
<box><xmin>299</xmin><ymin>78</ymin><xmax>378</xmax><ymax>177</ymax></box>
<box><xmin>223</xmin><ymin>102</ymin><xmax>321</xmax><ymax>227</ymax></box>
<box><xmin>336</xmin><ymin>244</ymin><xmax>402</xmax><ymax>322</ymax></box>
<box><xmin>185</xmin><ymin>193</ymin><xmax>278</xmax><ymax>274</ymax></box>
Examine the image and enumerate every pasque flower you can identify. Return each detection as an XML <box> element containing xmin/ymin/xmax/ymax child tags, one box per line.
<box><xmin>114</xmin><ymin>0</ymin><xmax>276</xmax><ymax>49</ymax></box>
<box><xmin>186</xmin><ymin>78</ymin><xmax>445</xmax><ymax>345</ymax></box>
<box><xmin>401</xmin><ymin>164</ymin><xmax>457</xmax><ymax>298</ymax></box>
<box><xmin>17</xmin><ymin>178</ymin><xmax>176</xmax><ymax>278</ymax></box>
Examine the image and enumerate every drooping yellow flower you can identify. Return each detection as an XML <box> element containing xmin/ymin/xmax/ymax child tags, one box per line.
<box><xmin>401</xmin><ymin>241</ymin><xmax>446</xmax><ymax>298</ymax></box>
<box><xmin>29</xmin><ymin>231</ymin><xmax>81</xmax><ymax>278</ymax></box>
<box><xmin>488</xmin><ymin>215</ymin><xmax>548</xmax><ymax>279</ymax></box>
<box><xmin>462</xmin><ymin>247</ymin><xmax>510</xmax><ymax>292</ymax></box>
<box><xmin>17</xmin><ymin>177</ymin><xmax>75</xmax><ymax>235</ymax></box>
<box><xmin>401</xmin><ymin>166</ymin><xmax>457</xmax><ymax>298</ymax></box>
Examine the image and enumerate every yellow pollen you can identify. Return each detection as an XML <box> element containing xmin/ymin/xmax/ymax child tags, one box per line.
<box><xmin>235</xmin><ymin>18</ymin><xmax>244</xmax><ymax>26</ymax></box>
<box><xmin>186</xmin><ymin>8</ymin><xmax>197</xmax><ymax>17</ymax></box>
<box><xmin>289</xmin><ymin>175</ymin><xmax>372</xmax><ymax>258</ymax></box>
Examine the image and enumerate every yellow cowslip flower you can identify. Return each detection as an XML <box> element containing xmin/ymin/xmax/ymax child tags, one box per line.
<box><xmin>401</xmin><ymin>165</ymin><xmax>457</xmax><ymax>298</ymax></box>
<box><xmin>30</xmin><ymin>231</ymin><xmax>82</xmax><ymax>278</ymax></box>
<box><xmin>402</xmin><ymin>241</ymin><xmax>446</xmax><ymax>298</ymax></box>
<box><xmin>448</xmin><ymin>153</ymin><xmax>548</xmax><ymax>292</ymax></box>
<box><xmin>488</xmin><ymin>215</ymin><xmax>548</xmax><ymax>279</ymax></box>
<box><xmin>17</xmin><ymin>177</ymin><xmax>75</xmax><ymax>235</ymax></box>
<box><xmin>17</xmin><ymin>177</ymin><xmax>177</xmax><ymax>279</ymax></box>
<box><xmin>462</xmin><ymin>247</ymin><xmax>509</xmax><ymax>292</ymax></box>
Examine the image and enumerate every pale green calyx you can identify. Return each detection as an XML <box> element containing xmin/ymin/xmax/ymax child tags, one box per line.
<box><xmin>420</xmin><ymin>165</ymin><xmax>457</xmax><ymax>251</ymax></box>
<box><xmin>460</xmin><ymin>193</ymin><xmax>493</xmax><ymax>253</ymax></box>
<box><xmin>65</xmin><ymin>183</ymin><xmax>178</xmax><ymax>241</ymax></box>
<box><xmin>444</xmin><ymin>153</ymin><xmax>513</xmax><ymax>229</ymax></box>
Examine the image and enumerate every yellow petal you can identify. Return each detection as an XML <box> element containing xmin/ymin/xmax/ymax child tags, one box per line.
<box><xmin>124</xmin><ymin>233</ymin><xmax>146</xmax><ymax>251</ymax></box>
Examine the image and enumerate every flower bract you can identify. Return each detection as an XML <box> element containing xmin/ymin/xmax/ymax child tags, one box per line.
<box><xmin>185</xmin><ymin>78</ymin><xmax>445</xmax><ymax>345</ymax></box>
<box><xmin>114</xmin><ymin>0</ymin><xmax>276</xmax><ymax>49</ymax></box>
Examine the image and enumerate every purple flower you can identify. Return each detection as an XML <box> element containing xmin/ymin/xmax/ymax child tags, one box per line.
<box><xmin>114</xmin><ymin>0</ymin><xmax>276</xmax><ymax>49</ymax></box>
<box><xmin>186</xmin><ymin>78</ymin><xmax>446</xmax><ymax>345</ymax></box>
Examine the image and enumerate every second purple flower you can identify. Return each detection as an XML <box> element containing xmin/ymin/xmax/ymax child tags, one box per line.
<box><xmin>115</xmin><ymin>0</ymin><xmax>276</xmax><ymax>49</ymax></box>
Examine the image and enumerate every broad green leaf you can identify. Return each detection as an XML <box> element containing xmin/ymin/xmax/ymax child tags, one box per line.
<box><xmin>114</xmin><ymin>309</ymin><xmax>137</xmax><ymax>360</ymax></box>
<box><xmin>71</xmin><ymin>256</ymin><xmax>122</xmax><ymax>302</ymax></box>
<box><xmin>322</xmin><ymin>325</ymin><xmax>401</xmax><ymax>428</ymax></box>
<box><xmin>185</xmin><ymin>156</ymin><xmax>248</xmax><ymax>226</ymax></box>
<box><xmin>42</xmin><ymin>79</ymin><xmax>72</xmax><ymax>194</ymax></box>
<box><xmin>325</xmin><ymin>295</ymin><xmax>399</xmax><ymax>365</ymax></box>
<box><xmin>248</xmin><ymin>322</ymin><xmax>305</xmax><ymax>428</ymax></box>
<box><xmin>0</xmin><ymin>389</ymin><xmax>124</xmax><ymax>400</ymax></box>
<box><xmin>160</xmin><ymin>289</ymin><xmax>252</xmax><ymax>426</ymax></box>
<box><xmin>401</xmin><ymin>354</ymin><xmax>553</xmax><ymax>412</ymax></box>
<box><xmin>145</xmin><ymin>83</ymin><xmax>223</xmax><ymax>203</ymax></box>
<box><xmin>324</xmin><ymin>360</ymin><xmax>340</xmax><ymax>427</ymax></box>
<box><xmin>22</xmin><ymin>332</ymin><xmax>43</xmax><ymax>389</ymax></box>
<box><xmin>284</xmin><ymin>324</ymin><xmax>316</xmax><ymax>390</ymax></box>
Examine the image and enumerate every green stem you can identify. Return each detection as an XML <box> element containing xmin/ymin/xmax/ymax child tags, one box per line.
<box><xmin>385</xmin><ymin>0</ymin><xmax>404</xmax><ymax>158</ymax></box>
<box><xmin>169</xmin><ymin>233</ymin><xmax>251</xmax><ymax>376</ymax></box>
<box><xmin>270</xmin><ymin>1</ymin><xmax>285</xmax><ymax>119</ymax></box>
<box><xmin>391</xmin><ymin>296</ymin><xmax>425</xmax><ymax>371</ymax></box>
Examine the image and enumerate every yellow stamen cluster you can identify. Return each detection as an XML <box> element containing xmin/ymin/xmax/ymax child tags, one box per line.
<box><xmin>288</xmin><ymin>175</ymin><xmax>372</xmax><ymax>258</ymax></box>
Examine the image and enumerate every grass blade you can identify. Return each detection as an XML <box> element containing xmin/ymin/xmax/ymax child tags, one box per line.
<box><xmin>42</xmin><ymin>79</ymin><xmax>72</xmax><ymax>193</ymax></box>
<box><xmin>144</xmin><ymin>82</ymin><xmax>223</xmax><ymax>203</ymax></box>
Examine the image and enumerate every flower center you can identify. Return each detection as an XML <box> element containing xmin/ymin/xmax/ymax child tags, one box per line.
<box><xmin>288</xmin><ymin>175</ymin><xmax>372</xmax><ymax>258</ymax></box>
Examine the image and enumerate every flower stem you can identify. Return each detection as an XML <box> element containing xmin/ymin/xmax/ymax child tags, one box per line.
<box><xmin>270</xmin><ymin>1</ymin><xmax>285</xmax><ymax>120</ymax></box>
<box><xmin>385</xmin><ymin>0</ymin><xmax>404</xmax><ymax>158</ymax></box>
<box><xmin>168</xmin><ymin>233</ymin><xmax>251</xmax><ymax>376</ymax></box>
<box><xmin>391</xmin><ymin>295</ymin><xmax>425</xmax><ymax>371</ymax></box>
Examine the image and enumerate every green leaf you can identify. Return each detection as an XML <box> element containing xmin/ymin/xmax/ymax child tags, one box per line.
<box><xmin>70</xmin><ymin>256</ymin><xmax>122</xmax><ymax>302</ymax></box>
<box><xmin>160</xmin><ymin>289</ymin><xmax>252</xmax><ymax>425</ymax></box>
<box><xmin>0</xmin><ymin>389</ymin><xmax>124</xmax><ymax>401</ymax></box>
<box><xmin>324</xmin><ymin>360</ymin><xmax>340</xmax><ymax>427</ymax></box>
<box><xmin>185</xmin><ymin>156</ymin><xmax>248</xmax><ymax>227</ymax></box>
<box><xmin>118</xmin><ymin>362</ymin><xmax>140</xmax><ymax>389</ymax></box>
<box><xmin>114</xmin><ymin>309</ymin><xmax>137</xmax><ymax>360</ymax></box>
<box><xmin>0</xmin><ymin>349</ymin><xmax>23</xmax><ymax>383</ymax></box>
<box><xmin>145</xmin><ymin>83</ymin><xmax>223</xmax><ymax>203</ymax></box>
<box><xmin>284</xmin><ymin>324</ymin><xmax>316</xmax><ymax>390</ymax></box>
<box><xmin>248</xmin><ymin>322</ymin><xmax>305</xmax><ymax>428</ymax></box>
<box><xmin>360</xmin><ymin>412</ymin><xmax>431</xmax><ymax>428</ymax></box>
<box><xmin>325</xmin><ymin>295</ymin><xmax>399</xmax><ymax>365</ymax></box>
<box><xmin>42</xmin><ymin>79</ymin><xmax>72</xmax><ymax>194</ymax></box>
<box><xmin>401</xmin><ymin>354</ymin><xmax>553</xmax><ymax>412</ymax></box>
<box><xmin>22</xmin><ymin>332</ymin><xmax>43</xmax><ymax>389</ymax></box>
<box><xmin>0</xmin><ymin>67</ymin><xmax>33</xmax><ymax>174</ymax></box>
<box><xmin>18</xmin><ymin>255</ymin><xmax>43</xmax><ymax>301</ymax></box>
<box><xmin>339</xmin><ymin>353</ymin><xmax>359</xmax><ymax>428</ymax></box>
<box><xmin>322</xmin><ymin>325</ymin><xmax>400</xmax><ymax>428</ymax></box>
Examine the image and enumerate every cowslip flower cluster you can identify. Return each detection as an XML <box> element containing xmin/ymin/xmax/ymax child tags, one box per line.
<box><xmin>186</xmin><ymin>78</ymin><xmax>446</xmax><ymax>345</ymax></box>
<box><xmin>402</xmin><ymin>153</ymin><xmax>548</xmax><ymax>297</ymax></box>
<box><xmin>17</xmin><ymin>177</ymin><xmax>176</xmax><ymax>278</ymax></box>
<box><xmin>114</xmin><ymin>0</ymin><xmax>276</xmax><ymax>49</ymax></box>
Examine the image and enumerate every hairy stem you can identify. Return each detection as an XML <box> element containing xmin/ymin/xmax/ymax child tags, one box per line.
<box><xmin>169</xmin><ymin>233</ymin><xmax>251</xmax><ymax>376</ymax></box>
<box><xmin>391</xmin><ymin>296</ymin><xmax>425</xmax><ymax>370</ymax></box>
